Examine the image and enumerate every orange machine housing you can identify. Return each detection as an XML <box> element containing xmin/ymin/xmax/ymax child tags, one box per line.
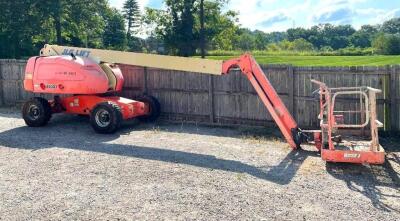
<box><xmin>24</xmin><ymin>56</ymin><xmax>124</xmax><ymax>94</ymax></box>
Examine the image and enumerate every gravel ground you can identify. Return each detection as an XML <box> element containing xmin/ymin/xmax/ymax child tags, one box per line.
<box><xmin>0</xmin><ymin>107</ymin><xmax>399</xmax><ymax>220</ymax></box>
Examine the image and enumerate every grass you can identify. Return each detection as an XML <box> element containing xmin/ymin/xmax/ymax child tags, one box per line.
<box><xmin>205</xmin><ymin>55</ymin><xmax>400</xmax><ymax>66</ymax></box>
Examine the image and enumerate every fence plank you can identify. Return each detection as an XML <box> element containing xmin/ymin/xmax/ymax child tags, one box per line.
<box><xmin>390</xmin><ymin>65</ymin><xmax>398</xmax><ymax>131</ymax></box>
<box><xmin>287</xmin><ymin>65</ymin><xmax>294</xmax><ymax>115</ymax></box>
<box><xmin>209</xmin><ymin>75</ymin><xmax>215</xmax><ymax>123</ymax></box>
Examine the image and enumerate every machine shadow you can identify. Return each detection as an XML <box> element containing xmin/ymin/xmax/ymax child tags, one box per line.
<box><xmin>0</xmin><ymin>115</ymin><xmax>313</xmax><ymax>185</ymax></box>
<box><xmin>380</xmin><ymin>136</ymin><xmax>400</xmax><ymax>154</ymax></box>
<box><xmin>122</xmin><ymin>119</ymin><xmax>286</xmax><ymax>142</ymax></box>
<box><xmin>326</xmin><ymin>158</ymin><xmax>400</xmax><ymax>212</ymax></box>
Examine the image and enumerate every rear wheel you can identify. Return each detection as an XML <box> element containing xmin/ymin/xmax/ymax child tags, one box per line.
<box><xmin>136</xmin><ymin>95</ymin><xmax>161</xmax><ymax>122</ymax></box>
<box><xmin>90</xmin><ymin>102</ymin><xmax>122</xmax><ymax>134</ymax></box>
<box><xmin>22</xmin><ymin>97</ymin><xmax>52</xmax><ymax>127</ymax></box>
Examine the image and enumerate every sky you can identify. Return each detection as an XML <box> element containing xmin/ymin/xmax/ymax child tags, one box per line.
<box><xmin>110</xmin><ymin>0</ymin><xmax>400</xmax><ymax>33</ymax></box>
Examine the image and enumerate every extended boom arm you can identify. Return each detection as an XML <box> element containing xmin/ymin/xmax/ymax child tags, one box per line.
<box><xmin>40</xmin><ymin>44</ymin><xmax>223</xmax><ymax>75</ymax></box>
<box><xmin>40</xmin><ymin>45</ymin><xmax>305</xmax><ymax>148</ymax></box>
<box><xmin>222</xmin><ymin>54</ymin><xmax>305</xmax><ymax>148</ymax></box>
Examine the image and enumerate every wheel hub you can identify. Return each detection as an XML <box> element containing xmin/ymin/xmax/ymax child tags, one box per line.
<box><xmin>28</xmin><ymin>105</ymin><xmax>40</xmax><ymax>120</ymax></box>
<box><xmin>95</xmin><ymin>109</ymin><xmax>111</xmax><ymax>127</ymax></box>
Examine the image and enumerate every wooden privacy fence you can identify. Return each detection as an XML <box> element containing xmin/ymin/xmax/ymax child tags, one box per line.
<box><xmin>1</xmin><ymin>59</ymin><xmax>400</xmax><ymax>131</ymax></box>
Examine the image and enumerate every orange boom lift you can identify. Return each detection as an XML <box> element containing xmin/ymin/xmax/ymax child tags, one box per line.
<box><xmin>22</xmin><ymin>45</ymin><xmax>385</xmax><ymax>164</ymax></box>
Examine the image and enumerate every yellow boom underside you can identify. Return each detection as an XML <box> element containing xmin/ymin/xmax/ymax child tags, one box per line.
<box><xmin>40</xmin><ymin>44</ymin><xmax>223</xmax><ymax>75</ymax></box>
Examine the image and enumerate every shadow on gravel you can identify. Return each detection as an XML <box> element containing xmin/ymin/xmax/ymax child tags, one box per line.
<box><xmin>0</xmin><ymin>114</ymin><xmax>317</xmax><ymax>185</ymax></box>
<box><xmin>128</xmin><ymin>121</ymin><xmax>286</xmax><ymax>142</ymax></box>
<box><xmin>327</xmin><ymin>159</ymin><xmax>400</xmax><ymax>212</ymax></box>
<box><xmin>325</xmin><ymin>134</ymin><xmax>400</xmax><ymax>212</ymax></box>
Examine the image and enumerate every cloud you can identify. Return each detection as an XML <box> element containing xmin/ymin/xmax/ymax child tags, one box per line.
<box><xmin>309</xmin><ymin>0</ymin><xmax>385</xmax><ymax>27</ymax></box>
<box><xmin>109</xmin><ymin>0</ymin><xmax>399</xmax><ymax>33</ymax></box>
<box><xmin>380</xmin><ymin>8</ymin><xmax>400</xmax><ymax>22</ymax></box>
<box><xmin>255</xmin><ymin>0</ymin><xmax>277</xmax><ymax>8</ymax></box>
<box><xmin>312</xmin><ymin>7</ymin><xmax>354</xmax><ymax>24</ymax></box>
<box><xmin>258</xmin><ymin>13</ymin><xmax>291</xmax><ymax>27</ymax></box>
<box><xmin>227</xmin><ymin>0</ymin><xmax>308</xmax><ymax>32</ymax></box>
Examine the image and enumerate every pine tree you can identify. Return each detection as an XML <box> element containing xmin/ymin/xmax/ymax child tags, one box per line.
<box><xmin>122</xmin><ymin>0</ymin><xmax>141</xmax><ymax>37</ymax></box>
<box><xmin>103</xmin><ymin>9</ymin><xmax>127</xmax><ymax>50</ymax></box>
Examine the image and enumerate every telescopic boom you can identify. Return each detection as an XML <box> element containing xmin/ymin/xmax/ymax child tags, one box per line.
<box><xmin>40</xmin><ymin>45</ymin><xmax>304</xmax><ymax>148</ymax></box>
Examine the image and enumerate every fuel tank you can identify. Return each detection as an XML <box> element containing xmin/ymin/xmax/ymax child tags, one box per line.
<box><xmin>24</xmin><ymin>56</ymin><xmax>124</xmax><ymax>94</ymax></box>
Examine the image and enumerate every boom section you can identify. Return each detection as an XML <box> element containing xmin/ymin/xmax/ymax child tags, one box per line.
<box><xmin>222</xmin><ymin>54</ymin><xmax>301</xmax><ymax>148</ymax></box>
<box><xmin>40</xmin><ymin>44</ymin><xmax>223</xmax><ymax>75</ymax></box>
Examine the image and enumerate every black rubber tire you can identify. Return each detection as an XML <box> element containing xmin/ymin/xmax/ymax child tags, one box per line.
<box><xmin>22</xmin><ymin>97</ymin><xmax>52</xmax><ymax>127</ymax></box>
<box><xmin>136</xmin><ymin>95</ymin><xmax>161</xmax><ymax>122</ymax></box>
<box><xmin>90</xmin><ymin>102</ymin><xmax>122</xmax><ymax>134</ymax></box>
<box><xmin>77</xmin><ymin>114</ymin><xmax>90</xmax><ymax>119</ymax></box>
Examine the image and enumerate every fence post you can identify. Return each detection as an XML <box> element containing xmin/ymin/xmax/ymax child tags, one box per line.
<box><xmin>143</xmin><ymin>67</ymin><xmax>148</xmax><ymax>95</ymax></box>
<box><xmin>209</xmin><ymin>75</ymin><xmax>215</xmax><ymax>123</ymax></box>
<box><xmin>390</xmin><ymin>65</ymin><xmax>398</xmax><ymax>132</ymax></box>
<box><xmin>287</xmin><ymin>65</ymin><xmax>295</xmax><ymax>117</ymax></box>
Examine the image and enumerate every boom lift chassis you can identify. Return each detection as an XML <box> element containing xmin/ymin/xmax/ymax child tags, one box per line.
<box><xmin>37</xmin><ymin>45</ymin><xmax>385</xmax><ymax>164</ymax></box>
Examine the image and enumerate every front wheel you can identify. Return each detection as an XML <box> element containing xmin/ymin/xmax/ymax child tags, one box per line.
<box><xmin>90</xmin><ymin>102</ymin><xmax>122</xmax><ymax>134</ymax></box>
<box><xmin>22</xmin><ymin>97</ymin><xmax>52</xmax><ymax>127</ymax></box>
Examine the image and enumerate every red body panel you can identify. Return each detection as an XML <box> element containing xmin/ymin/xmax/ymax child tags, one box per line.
<box><xmin>321</xmin><ymin>149</ymin><xmax>385</xmax><ymax>164</ymax></box>
<box><xmin>24</xmin><ymin>56</ymin><xmax>121</xmax><ymax>94</ymax></box>
<box><xmin>58</xmin><ymin>96</ymin><xmax>148</xmax><ymax>120</ymax></box>
<box><xmin>24</xmin><ymin>57</ymin><xmax>38</xmax><ymax>91</ymax></box>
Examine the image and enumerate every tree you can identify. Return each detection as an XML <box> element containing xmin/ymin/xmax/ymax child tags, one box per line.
<box><xmin>372</xmin><ymin>33</ymin><xmax>400</xmax><ymax>55</ymax></box>
<box><xmin>307</xmin><ymin>25</ymin><xmax>325</xmax><ymax>49</ymax></box>
<box><xmin>0</xmin><ymin>0</ymin><xmax>45</xmax><ymax>58</ymax></box>
<box><xmin>277</xmin><ymin>40</ymin><xmax>293</xmax><ymax>51</ymax></box>
<box><xmin>53</xmin><ymin>0</ymin><xmax>62</xmax><ymax>44</ymax></box>
<box><xmin>265</xmin><ymin>32</ymin><xmax>287</xmax><ymax>43</ymax></box>
<box><xmin>350</xmin><ymin>31</ymin><xmax>370</xmax><ymax>48</ymax></box>
<box><xmin>37</xmin><ymin>0</ymin><xmax>108</xmax><ymax>47</ymax></box>
<box><xmin>143</xmin><ymin>35</ymin><xmax>164</xmax><ymax>53</ymax></box>
<box><xmin>103</xmin><ymin>9</ymin><xmax>127</xmax><ymax>50</ymax></box>
<box><xmin>382</xmin><ymin>18</ymin><xmax>400</xmax><ymax>34</ymax></box>
<box><xmin>178</xmin><ymin>0</ymin><xmax>197</xmax><ymax>56</ymax></box>
<box><xmin>253</xmin><ymin>30</ymin><xmax>269</xmax><ymax>50</ymax></box>
<box><xmin>0</xmin><ymin>0</ymin><xmax>126</xmax><ymax>58</ymax></box>
<box><xmin>156</xmin><ymin>0</ymin><xmax>197</xmax><ymax>56</ymax></box>
<box><xmin>292</xmin><ymin>38</ymin><xmax>314</xmax><ymax>51</ymax></box>
<box><xmin>127</xmin><ymin>35</ymin><xmax>144</xmax><ymax>52</ymax></box>
<box><xmin>122</xmin><ymin>0</ymin><xmax>141</xmax><ymax>37</ymax></box>
<box><xmin>196</xmin><ymin>1</ymin><xmax>238</xmax><ymax>51</ymax></box>
<box><xmin>199</xmin><ymin>0</ymin><xmax>205</xmax><ymax>57</ymax></box>
<box><xmin>360</xmin><ymin>25</ymin><xmax>379</xmax><ymax>36</ymax></box>
<box><xmin>321</xmin><ymin>24</ymin><xmax>355</xmax><ymax>49</ymax></box>
<box><xmin>235</xmin><ymin>29</ymin><xmax>256</xmax><ymax>51</ymax></box>
<box><xmin>350</xmin><ymin>25</ymin><xmax>379</xmax><ymax>48</ymax></box>
<box><xmin>287</xmin><ymin>27</ymin><xmax>310</xmax><ymax>42</ymax></box>
<box><xmin>144</xmin><ymin>0</ymin><xmax>237</xmax><ymax>55</ymax></box>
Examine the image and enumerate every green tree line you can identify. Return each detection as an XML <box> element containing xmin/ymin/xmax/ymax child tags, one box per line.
<box><xmin>1</xmin><ymin>0</ymin><xmax>400</xmax><ymax>59</ymax></box>
<box><xmin>0</xmin><ymin>0</ymin><xmax>136</xmax><ymax>58</ymax></box>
